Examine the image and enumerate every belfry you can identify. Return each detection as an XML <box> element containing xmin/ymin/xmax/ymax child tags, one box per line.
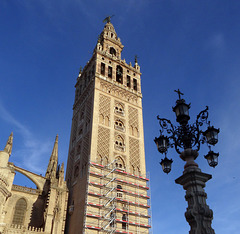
<box><xmin>65</xmin><ymin>20</ymin><xmax>151</xmax><ymax>233</ymax></box>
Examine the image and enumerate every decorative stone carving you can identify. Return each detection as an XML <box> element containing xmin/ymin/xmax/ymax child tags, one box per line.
<box><xmin>4</xmin><ymin>132</ymin><xmax>13</xmax><ymax>155</ymax></box>
<box><xmin>129</xmin><ymin>137</ymin><xmax>140</xmax><ymax>169</ymax></box>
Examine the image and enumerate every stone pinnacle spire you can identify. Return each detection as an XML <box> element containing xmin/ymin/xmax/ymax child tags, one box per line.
<box><xmin>4</xmin><ymin>132</ymin><xmax>13</xmax><ymax>156</ymax></box>
<box><xmin>45</xmin><ymin>135</ymin><xmax>59</xmax><ymax>179</ymax></box>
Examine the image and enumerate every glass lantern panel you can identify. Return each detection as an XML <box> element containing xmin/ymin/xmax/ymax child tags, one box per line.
<box><xmin>175</xmin><ymin>105</ymin><xmax>180</xmax><ymax>116</ymax></box>
<box><xmin>182</xmin><ymin>104</ymin><xmax>189</xmax><ymax>115</ymax></box>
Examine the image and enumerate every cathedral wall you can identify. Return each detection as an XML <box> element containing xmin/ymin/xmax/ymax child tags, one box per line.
<box><xmin>4</xmin><ymin>188</ymin><xmax>42</xmax><ymax>228</ymax></box>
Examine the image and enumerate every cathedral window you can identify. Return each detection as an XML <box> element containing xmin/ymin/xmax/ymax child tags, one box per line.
<box><xmin>115</xmin><ymin>156</ymin><xmax>125</xmax><ymax>170</ymax></box>
<box><xmin>101</xmin><ymin>63</ymin><xmax>105</xmax><ymax>75</ymax></box>
<box><xmin>133</xmin><ymin>78</ymin><xmax>137</xmax><ymax>91</ymax></box>
<box><xmin>12</xmin><ymin>198</ymin><xmax>27</xmax><ymax>226</ymax></box>
<box><xmin>108</xmin><ymin>66</ymin><xmax>112</xmax><ymax>78</ymax></box>
<box><xmin>117</xmin><ymin>192</ymin><xmax>123</xmax><ymax>198</ymax></box>
<box><xmin>127</xmin><ymin>75</ymin><xmax>131</xmax><ymax>87</ymax></box>
<box><xmin>116</xmin><ymin>65</ymin><xmax>123</xmax><ymax>84</ymax></box>
<box><xmin>110</xmin><ymin>47</ymin><xmax>116</xmax><ymax>55</ymax></box>
<box><xmin>117</xmin><ymin>183</ymin><xmax>123</xmax><ymax>198</ymax></box>
<box><xmin>114</xmin><ymin>119</ymin><xmax>124</xmax><ymax>132</ymax></box>
<box><xmin>115</xmin><ymin>103</ymin><xmax>124</xmax><ymax>116</ymax></box>
<box><xmin>117</xmin><ymin>184</ymin><xmax>122</xmax><ymax>189</ymax></box>
<box><xmin>122</xmin><ymin>214</ymin><xmax>127</xmax><ymax>230</ymax></box>
<box><xmin>115</xmin><ymin>136</ymin><xmax>125</xmax><ymax>151</ymax></box>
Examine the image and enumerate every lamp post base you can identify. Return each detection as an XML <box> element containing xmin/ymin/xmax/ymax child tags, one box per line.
<box><xmin>175</xmin><ymin>167</ymin><xmax>215</xmax><ymax>234</ymax></box>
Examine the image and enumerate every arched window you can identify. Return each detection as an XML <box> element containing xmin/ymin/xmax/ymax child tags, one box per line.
<box><xmin>12</xmin><ymin>198</ymin><xmax>27</xmax><ymax>225</ymax></box>
<box><xmin>114</xmin><ymin>119</ymin><xmax>124</xmax><ymax>131</ymax></box>
<box><xmin>99</xmin><ymin>114</ymin><xmax>104</xmax><ymax>124</ymax></box>
<box><xmin>117</xmin><ymin>184</ymin><xmax>122</xmax><ymax>189</ymax></box>
<box><xmin>115</xmin><ymin>103</ymin><xmax>124</xmax><ymax>116</ymax></box>
<box><xmin>115</xmin><ymin>156</ymin><xmax>125</xmax><ymax>170</ymax></box>
<box><xmin>116</xmin><ymin>65</ymin><xmax>123</xmax><ymax>84</ymax></box>
<box><xmin>101</xmin><ymin>63</ymin><xmax>105</xmax><ymax>75</ymax></box>
<box><xmin>115</xmin><ymin>136</ymin><xmax>125</xmax><ymax>151</ymax></box>
<box><xmin>117</xmin><ymin>183</ymin><xmax>123</xmax><ymax>198</ymax></box>
<box><xmin>110</xmin><ymin>47</ymin><xmax>116</xmax><ymax>56</ymax></box>
<box><xmin>122</xmin><ymin>214</ymin><xmax>127</xmax><ymax>230</ymax></box>
<box><xmin>105</xmin><ymin>116</ymin><xmax>110</xmax><ymax>126</ymax></box>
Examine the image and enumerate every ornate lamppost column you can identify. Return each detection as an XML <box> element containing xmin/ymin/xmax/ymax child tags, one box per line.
<box><xmin>154</xmin><ymin>90</ymin><xmax>220</xmax><ymax>234</ymax></box>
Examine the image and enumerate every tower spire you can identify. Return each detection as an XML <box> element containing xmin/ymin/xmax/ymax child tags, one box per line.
<box><xmin>4</xmin><ymin>132</ymin><xmax>13</xmax><ymax>156</ymax></box>
<box><xmin>45</xmin><ymin>135</ymin><xmax>59</xmax><ymax>179</ymax></box>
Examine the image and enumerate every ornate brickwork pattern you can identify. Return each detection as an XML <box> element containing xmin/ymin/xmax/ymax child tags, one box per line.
<box><xmin>99</xmin><ymin>94</ymin><xmax>111</xmax><ymax>117</ymax></box>
<box><xmin>128</xmin><ymin>106</ymin><xmax>139</xmax><ymax>128</ymax></box>
<box><xmin>72</xmin><ymin>118</ymin><xmax>78</xmax><ymax>141</ymax></box>
<box><xmin>97</xmin><ymin>126</ymin><xmax>110</xmax><ymax>158</ymax></box>
<box><xmin>100</xmin><ymin>81</ymin><xmax>138</xmax><ymax>104</ymax></box>
<box><xmin>82</xmin><ymin>132</ymin><xmax>90</xmax><ymax>164</ymax></box>
<box><xmin>129</xmin><ymin>137</ymin><xmax>140</xmax><ymax>168</ymax></box>
<box><xmin>86</xmin><ymin>95</ymin><xmax>93</xmax><ymax>119</ymax></box>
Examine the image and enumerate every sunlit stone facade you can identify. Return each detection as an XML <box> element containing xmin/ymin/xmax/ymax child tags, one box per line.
<box><xmin>0</xmin><ymin>134</ymin><xmax>68</xmax><ymax>234</ymax></box>
<box><xmin>65</xmin><ymin>21</ymin><xmax>151</xmax><ymax>234</ymax></box>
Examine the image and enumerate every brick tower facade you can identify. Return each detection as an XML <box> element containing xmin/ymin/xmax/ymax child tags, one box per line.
<box><xmin>65</xmin><ymin>20</ymin><xmax>151</xmax><ymax>234</ymax></box>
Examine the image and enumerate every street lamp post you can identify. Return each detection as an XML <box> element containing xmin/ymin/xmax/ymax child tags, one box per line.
<box><xmin>154</xmin><ymin>90</ymin><xmax>220</xmax><ymax>234</ymax></box>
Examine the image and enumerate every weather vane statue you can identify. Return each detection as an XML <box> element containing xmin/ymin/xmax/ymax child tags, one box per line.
<box><xmin>103</xmin><ymin>15</ymin><xmax>114</xmax><ymax>23</ymax></box>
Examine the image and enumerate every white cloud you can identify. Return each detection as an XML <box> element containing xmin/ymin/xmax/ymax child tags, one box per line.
<box><xmin>0</xmin><ymin>101</ymin><xmax>52</xmax><ymax>174</ymax></box>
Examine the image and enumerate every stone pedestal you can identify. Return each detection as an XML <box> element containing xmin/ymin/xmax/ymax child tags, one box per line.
<box><xmin>175</xmin><ymin>149</ymin><xmax>215</xmax><ymax>234</ymax></box>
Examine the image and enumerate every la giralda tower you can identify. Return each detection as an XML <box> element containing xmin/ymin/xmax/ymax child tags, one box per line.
<box><xmin>65</xmin><ymin>19</ymin><xmax>151</xmax><ymax>234</ymax></box>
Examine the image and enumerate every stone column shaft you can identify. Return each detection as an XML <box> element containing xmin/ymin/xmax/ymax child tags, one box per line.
<box><xmin>175</xmin><ymin>167</ymin><xmax>215</xmax><ymax>234</ymax></box>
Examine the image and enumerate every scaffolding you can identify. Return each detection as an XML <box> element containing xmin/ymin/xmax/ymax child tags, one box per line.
<box><xmin>84</xmin><ymin>160</ymin><xmax>151</xmax><ymax>234</ymax></box>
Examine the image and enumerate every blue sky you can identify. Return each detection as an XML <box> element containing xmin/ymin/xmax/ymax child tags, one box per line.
<box><xmin>1</xmin><ymin>0</ymin><xmax>240</xmax><ymax>233</ymax></box>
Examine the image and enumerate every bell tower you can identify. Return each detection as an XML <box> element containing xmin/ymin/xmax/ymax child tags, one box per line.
<box><xmin>65</xmin><ymin>20</ymin><xmax>151</xmax><ymax>234</ymax></box>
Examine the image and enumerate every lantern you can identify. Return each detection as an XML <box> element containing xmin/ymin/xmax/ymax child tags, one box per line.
<box><xmin>154</xmin><ymin>135</ymin><xmax>169</xmax><ymax>154</ymax></box>
<box><xmin>160</xmin><ymin>157</ymin><xmax>173</xmax><ymax>174</ymax></box>
<box><xmin>204</xmin><ymin>151</ymin><xmax>219</xmax><ymax>168</ymax></box>
<box><xmin>172</xmin><ymin>99</ymin><xmax>190</xmax><ymax>125</ymax></box>
<box><xmin>203</xmin><ymin>126</ymin><xmax>220</xmax><ymax>145</ymax></box>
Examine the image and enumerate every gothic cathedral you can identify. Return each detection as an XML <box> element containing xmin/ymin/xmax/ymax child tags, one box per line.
<box><xmin>65</xmin><ymin>21</ymin><xmax>151</xmax><ymax>233</ymax></box>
